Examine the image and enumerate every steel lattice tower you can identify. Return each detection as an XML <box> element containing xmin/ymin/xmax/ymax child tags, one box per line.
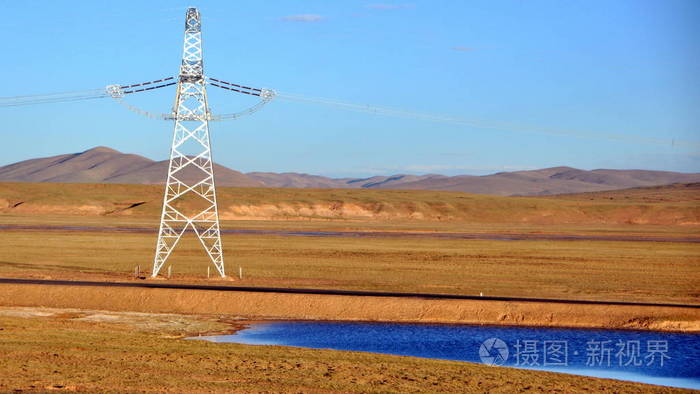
<box><xmin>152</xmin><ymin>8</ymin><xmax>225</xmax><ymax>278</ymax></box>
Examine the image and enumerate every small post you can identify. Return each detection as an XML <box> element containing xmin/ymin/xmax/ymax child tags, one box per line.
<box><xmin>136</xmin><ymin>265</ymin><xmax>140</xmax><ymax>278</ymax></box>
<box><xmin>207</xmin><ymin>266</ymin><xmax>210</xmax><ymax>279</ymax></box>
<box><xmin>167</xmin><ymin>265</ymin><xmax>172</xmax><ymax>279</ymax></box>
<box><xmin>239</xmin><ymin>266</ymin><xmax>243</xmax><ymax>280</ymax></box>
<box><xmin>480</xmin><ymin>292</ymin><xmax>483</xmax><ymax>297</ymax></box>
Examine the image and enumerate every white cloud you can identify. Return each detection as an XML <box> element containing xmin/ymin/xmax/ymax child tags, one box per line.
<box><xmin>452</xmin><ymin>46</ymin><xmax>476</xmax><ymax>52</ymax></box>
<box><xmin>281</xmin><ymin>14</ymin><xmax>324</xmax><ymax>23</ymax></box>
<box><xmin>359</xmin><ymin>164</ymin><xmax>537</xmax><ymax>174</ymax></box>
<box><xmin>401</xmin><ymin>164</ymin><xmax>534</xmax><ymax>172</ymax></box>
<box><xmin>366</xmin><ymin>3</ymin><xmax>414</xmax><ymax>10</ymax></box>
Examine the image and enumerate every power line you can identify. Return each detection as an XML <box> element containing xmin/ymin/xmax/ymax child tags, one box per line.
<box><xmin>276</xmin><ymin>92</ymin><xmax>700</xmax><ymax>149</ymax></box>
<box><xmin>1</xmin><ymin>82</ymin><xmax>696</xmax><ymax>149</ymax></box>
<box><xmin>0</xmin><ymin>88</ymin><xmax>108</xmax><ymax>107</ymax></box>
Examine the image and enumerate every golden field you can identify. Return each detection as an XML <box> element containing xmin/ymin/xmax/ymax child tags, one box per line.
<box><xmin>0</xmin><ymin>182</ymin><xmax>698</xmax><ymax>323</ymax></box>
<box><xmin>0</xmin><ymin>308</ymin><xmax>689</xmax><ymax>393</ymax></box>
<box><xmin>0</xmin><ymin>182</ymin><xmax>697</xmax><ymax>303</ymax></box>
<box><xmin>0</xmin><ymin>182</ymin><xmax>698</xmax><ymax>392</ymax></box>
<box><xmin>0</xmin><ymin>226</ymin><xmax>698</xmax><ymax>305</ymax></box>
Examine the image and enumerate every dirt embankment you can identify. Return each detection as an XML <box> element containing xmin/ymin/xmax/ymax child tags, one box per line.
<box><xmin>1</xmin><ymin>182</ymin><xmax>699</xmax><ymax>225</ymax></box>
<box><xmin>1</xmin><ymin>284</ymin><xmax>697</xmax><ymax>332</ymax></box>
<box><xmin>220</xmin><ymin>202</ymin><xmax>699</xmax><ymax>225</ymax></box>
<box><xmin>3</xmin><ymin>197</ymin><xmax>699</xmax><ymax>226</ymax></box>
<box><xmin>219</xmin><ymin>202</ymin><xmax>431</xmax><ymax>221</ymax></box>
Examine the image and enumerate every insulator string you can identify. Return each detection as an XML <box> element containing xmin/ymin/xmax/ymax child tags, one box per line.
<box><xmin>208</xmin><ymin>82</ymin><xmax>259</xmax><ymax>96</ymax></box>
<box><xmin>206</xmin><ymin>77</ymin><xmax>261</xmax><ymax>92</ymax></box>
<box><xmin>122</xmin><ymin>81</ymin><xmax>177</xmax><ymax>94</ymax></box>
<box><xmin>107</xmin><ymin>77</ymin><xmax>274</xmax><ymax>121</ymax></box>
<box><xmin>120</xmin><ymin>77</ymin><xmax>175</xmax><ymax>89</ymax></box>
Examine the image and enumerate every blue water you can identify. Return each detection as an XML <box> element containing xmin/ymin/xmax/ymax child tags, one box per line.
<box><xmin>194</xmin><ymin>321</ymin><xmax>700</xmax><ymax>390</ymax></box>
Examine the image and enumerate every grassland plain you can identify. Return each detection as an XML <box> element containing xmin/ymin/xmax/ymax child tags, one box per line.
<box><xmin>0</xmin><ymin>182</ymin><xmax>698</xmax><ymax>313</ymax></box>
<box><xmin>0</xmin><ymin>229</ymin><xmax>698</xmax><ymax>304</ymax></box>
<box><xmin>0</xmin><ymin>182</ymin><xmax>698</xmax><ymax>390</ymax></box>
<box><xmin>0</xmin><ymin>309</ymin><xmax>690</xmax><ymax>393</ymax></box>
<box><xmin>0</xmin><ymin>210</ymin><xmax>697</xmax><ymax>331</ymax></box>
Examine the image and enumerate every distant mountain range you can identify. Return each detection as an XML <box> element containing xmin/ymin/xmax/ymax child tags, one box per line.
<box><xmin>1</xmin><ymin>146</ymin><xmax>698</xmax><ymax>196</ymax></box>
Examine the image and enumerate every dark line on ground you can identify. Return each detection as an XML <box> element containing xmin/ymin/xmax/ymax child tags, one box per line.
<box><xmin>0</xmin><ymin>277</ymin><xmax>697</xmax><ymax>309</ymax></box>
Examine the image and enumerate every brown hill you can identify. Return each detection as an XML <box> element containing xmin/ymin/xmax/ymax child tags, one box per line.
<box><xmin>0</xmin><ymin>147</ymin><xmax>262</xmax><ymax>187</ymax></box>
<box><xmin>345</xmin><ymin>174</ymin><xmax>446</xmax><ymax>188</ymax></box>
<box><xmin>548</xmin><ymin>182</ymin><xmax>700</xmax><ymax>203</ymax></box>
<box><xmin>379</xmin><ymin>166</ymin><xmax>700</xmax><ymax>196</ymax></box>
<box><xmin>249</xmin><ymin>167</ymin><xmax>700</xmax><ymax>195</ymax></box>
<box><xmin>1</xmin><ymin>147</ymin><xmax>698</xmax><ymax>196</ymax></box>
<box><xmin>247</xmin><ymin>172</ymin><xmax>444</xmax><ymax>189</ymax></box>
<box><xmin>247</xmin><ymin>172</ymin><xmax>353</xmax><ymax>188</ymax></box>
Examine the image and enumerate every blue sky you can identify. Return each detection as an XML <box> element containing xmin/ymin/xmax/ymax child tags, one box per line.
<box><xmin>3</xmin><ymin>0</ymin><xmax>699</xmax><ymax>176</ymax></box>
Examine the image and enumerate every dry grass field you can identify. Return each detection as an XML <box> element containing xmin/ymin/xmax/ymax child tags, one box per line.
<box><xmin>0</xmin><ymin>309</ymin><xmax>686</xmax><ymax>393</ymax></box>
<box><xmin>0</xmin><ymin>182</ymin><xmax>698</xmax><ymax>391</ymax></box>
<box><xmin>0</xmin><ymin>229</ymin><xmax>698</xmax><ymax>305</ymax></box>
<box><xmin>0</xmin><ymin>182</ymin><xmax>698</xmax><ymax>305</ymax></box>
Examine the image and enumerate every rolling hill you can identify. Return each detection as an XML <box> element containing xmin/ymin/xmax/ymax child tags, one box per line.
<box><xmin>246</xmin><ymin>172</ymin><xmax>445</xmax><ymax>189</ymax></box>
<box><xmin>0</xmin><ymin>147</ymin><xmax>262</xmax><ymax>187</ymax></box>
<box><xmin>1</xmin><ymin>146</ymin><xmax>698</xmax><ymax>196</ymax></box>
<box><xmin>380</xmin><ymin>167</ymin><xmax>700</xmax><ymax>196</ymax></box>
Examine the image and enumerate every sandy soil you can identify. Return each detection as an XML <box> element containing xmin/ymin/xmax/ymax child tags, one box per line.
<box><xmin>0</xmin><ymin>283</ymin><xmax>697</xmax><ymax>332</ymax></box>
<box><xmin>1</xmin><ymin>310</ymin><xmax>685</xmax><ymax>393</ymax></box>
<box><xmin>0</xmin><ymin>306</ymin><xmax>238</xmax><ymax>336</ymax></box>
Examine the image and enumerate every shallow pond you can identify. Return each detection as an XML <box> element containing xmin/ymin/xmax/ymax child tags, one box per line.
<box><xmin>192</xmin><ymin>321</ymin><xmax>700</xmax><ymax>389</ymax></box>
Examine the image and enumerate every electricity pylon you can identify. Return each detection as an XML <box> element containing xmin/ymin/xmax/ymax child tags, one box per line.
<box><xmin>152</xmin><ymin>7</ymin><xmax>225</xmax><ymax>278</ymax></box>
